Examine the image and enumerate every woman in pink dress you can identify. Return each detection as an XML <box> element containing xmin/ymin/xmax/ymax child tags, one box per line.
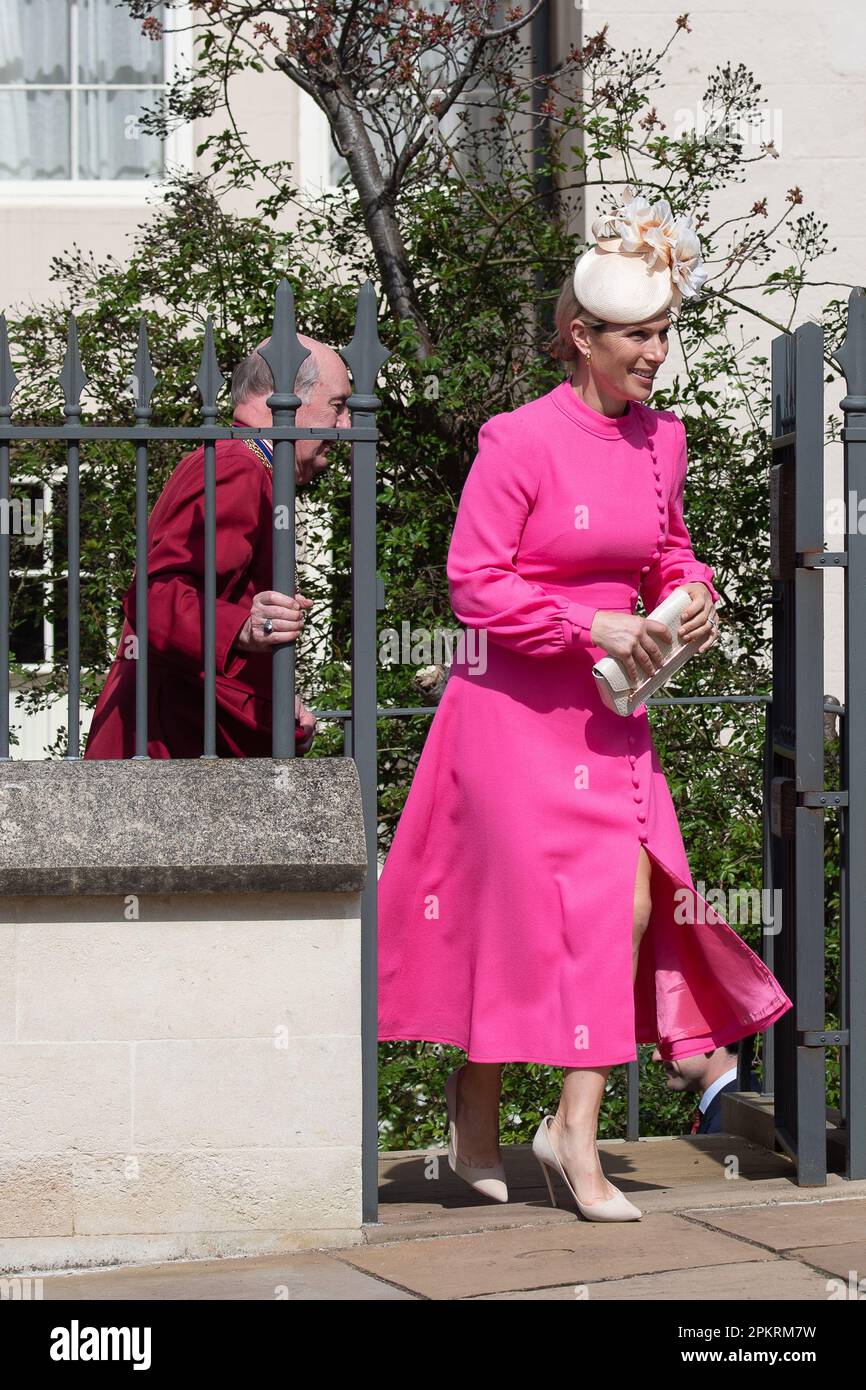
<box><xmin>377</xmin><ymin>188</ymin><xmax>793</xmax><ymax>1221</ymax></box>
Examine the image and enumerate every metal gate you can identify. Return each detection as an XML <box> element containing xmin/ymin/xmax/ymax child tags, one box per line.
<box><xmin>768</xmin><ymin>286</ymin><xmax>866</xmax><ymax>1183</ymax></box>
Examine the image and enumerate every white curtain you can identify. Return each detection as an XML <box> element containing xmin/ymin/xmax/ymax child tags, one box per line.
<box><xmin>0</xmin><ymin>0</ymin><xmax>67</xmax><ymax>83</ymax></box>
<box><xmin>78</xmin><ymin>0</ymin><xmax>163</xmax><ymax>83</ymax></box>
<box><xmin>78</xmin><ymin>0</ymin><xmax>164</xmax><ymax>178</ymax></box>
<box><xmin>0</xmin><ymin>0</ymin><xmax>165</xmax><ymax>180</ymax></box>
<box><xmin>0</xmin><ymin>0</ymin><xmax>69</xmax><ymax>176</ymax></box>
<box><xmin>79</xmin><ymin>85</ymin><xmax>165</xmax><ymax>179</ymax></box>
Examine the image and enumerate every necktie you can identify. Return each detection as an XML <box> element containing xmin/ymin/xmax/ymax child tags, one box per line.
<box><xmin>690</xmin><ymin>1105</ymin><xmax>702</xmax><ymax>1135</ymax></box>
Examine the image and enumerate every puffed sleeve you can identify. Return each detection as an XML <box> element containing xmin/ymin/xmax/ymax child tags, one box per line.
<box><xmin>639</xmin><ymin>417</ymin><xmax>721</xmax><ymax>613</ymax></box>
<box><xmin>447</xmin><ymin>414</ymin><xmax>599</xmax><ymax>656</ymax></box>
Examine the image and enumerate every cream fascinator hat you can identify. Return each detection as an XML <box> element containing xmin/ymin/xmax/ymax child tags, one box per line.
<box><xmin>573</xmin><ymin>185</ymin><xmax>708</xmax><ymax>323</ymax></box>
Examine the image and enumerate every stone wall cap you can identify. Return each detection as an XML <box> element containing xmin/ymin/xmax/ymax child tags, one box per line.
<box><xmin>0</xmin><ymin>757</ymin><xmax>368</xmax><ymax>896</ymax></box>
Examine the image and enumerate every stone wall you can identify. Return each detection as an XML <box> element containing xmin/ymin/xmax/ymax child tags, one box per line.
<box><xmin>0</xmin><ymin>758</ymin><xmax>368</xmax><ymax>1274</ymax></box>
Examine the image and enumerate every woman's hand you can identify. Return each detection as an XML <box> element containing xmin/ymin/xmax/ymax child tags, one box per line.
<box><xmin>235</xmin><ymin>590</ymin><xmax>313</xmax><ymax>653</ymax></box>
<box><xmin>590</xmin><ymin>582</ymin><xmax>720</xmax><ymax>683</ymax></box>
<box><xmin>589</xmin><ymin>611</ymin><xmax>674</xmax><ymax>685</ymax></box>
<box><xmin>676</xmin><ymin>581</ymin><xmax>720</xmax><ymax>654</ymax></box>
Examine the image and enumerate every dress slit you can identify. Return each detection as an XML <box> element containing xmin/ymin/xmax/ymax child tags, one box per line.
<box><xmin>634</xmin><ymin>837</ymin><xmax>791</xmax><ymax>1062</ymax></box>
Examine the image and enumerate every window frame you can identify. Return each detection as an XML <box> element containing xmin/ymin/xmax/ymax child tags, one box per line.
<box><xmin>8</xmin><ymin>472</ymin><xmax>59</xmax><ymax>677</ymax></box>
<box><xmin>7</xmin><ymin>464</ymin><xmax>111</xmax><ymax>678</ymax></box>
<box><xmin>0</xmin><ymin>0</ymin><xmax>194</xmax><ymax>203</ymax></box>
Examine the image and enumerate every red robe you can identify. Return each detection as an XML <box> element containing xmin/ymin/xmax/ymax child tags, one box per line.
<box><xmin>84</xmin><ymin>435</ymin><xmax>308</xmax><ymax>759</ymax></box>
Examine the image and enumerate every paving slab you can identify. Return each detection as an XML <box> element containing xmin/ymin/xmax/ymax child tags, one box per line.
<box><xmin>369</xmin><ymin>1198</ymin><xmax>579</xmax><ymax>1243</ymax></box>
<box><xmin>37</xmin><ymin>1251</ymin><xmax>414</xmax><ymax>1301</ymax></box>
<box><xmin>785</xmin><ymin>1242</ymin><xmax>866</xmax><ymax>1286</ymax></box>
<box><xmin>687</xmin><ymin>1198</ymin><xmax>866</xmax><ymax>1251</ymax></box>
<box><xmin>469</xmin><ymin>1259</ymin><xmax>832</xmax><ymax>1300</ymax></box>
<box><xmin>333</xmin><ymin>1211</ymin><xmax>776</xmax><ymax>1300</ymax></box>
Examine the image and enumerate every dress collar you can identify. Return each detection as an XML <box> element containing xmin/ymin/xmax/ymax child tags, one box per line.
<box><xmin>550</xmin><ymin>378</ymin><xmax>645</xmax><ymax>441</ymax></box>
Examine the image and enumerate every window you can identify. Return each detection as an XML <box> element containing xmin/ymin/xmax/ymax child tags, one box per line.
<box><xmin>8</xmin><ymin>472</ymin><xmax>106</xmax><ymax>672</ymax></box>
<box><xmin>0</xmin><ymin>0</ymin><xmax>189</xmax><ymax>189</ymax></box>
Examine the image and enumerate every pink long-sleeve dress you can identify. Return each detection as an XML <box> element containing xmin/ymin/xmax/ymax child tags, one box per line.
<box><xmin>377</xmin><ymin>379</ymin><xmax>792</xmax><ymax>1065</ymax></box>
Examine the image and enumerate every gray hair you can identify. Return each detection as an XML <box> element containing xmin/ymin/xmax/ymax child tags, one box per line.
<box><xmin>230</xmin><ymin>337</ymin><xmax>321</xmax><ymax>408</ymax></box>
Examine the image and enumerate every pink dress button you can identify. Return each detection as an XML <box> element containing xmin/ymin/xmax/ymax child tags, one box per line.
<box><xmin>637</xmin><ymin>811</ymin><xmax>646</xmax><ymax>822</ymax></box>
<box><xmin>641</xmin><ymin>564</ymin><xmax>650</xmax><ymax>574</ymax></box>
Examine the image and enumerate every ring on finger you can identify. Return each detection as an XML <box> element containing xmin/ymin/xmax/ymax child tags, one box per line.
<box><xmin>262</xmin><ymin>617</ymin><xmax>274</xmax><ymax>636</ymax></box>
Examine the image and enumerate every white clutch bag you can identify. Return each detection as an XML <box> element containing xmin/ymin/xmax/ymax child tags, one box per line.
<box><xmin>591</xmin><ymin>586</ymin><xmax>711</xmax><ymax>717</ymax></box>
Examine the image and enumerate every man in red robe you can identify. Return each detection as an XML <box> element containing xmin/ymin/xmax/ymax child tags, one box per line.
<box><xmin>84</xmin><ymin>335</ymin><xmax>351</xmax><ymax>759</ymax></box>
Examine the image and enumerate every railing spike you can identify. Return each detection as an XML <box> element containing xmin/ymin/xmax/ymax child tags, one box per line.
<box><xmin>195</xmin><ymin>315</ymin><xmax>224</xmax><ymax>420</ymax></box>
<box><xmin>258</xmin><ymin>278</ymin><xmax>310</xmax><ymax>405</ymax></box>
<box><xmin>59</xmin><ymin>314</ymin><xmax>88</xmax><ymax>418</ymax></box>
<box><xmin>131</xmin><ymin>316</ymin><xmax>157</xmax><ymax>414</ymax></box>
<box><xmin>0</xmin><ymin>314</ymin><xmax>18</xmax><ymax>414</ymax></box>
<box><xmin>340</xmin><ymin>280</ymin><xmax>390</xmax><ymax>399</ymax></box>
<box><xmin>835</xmin><ymin>286</ymin><xmax>866</xmax><ymax>400</ymax></box>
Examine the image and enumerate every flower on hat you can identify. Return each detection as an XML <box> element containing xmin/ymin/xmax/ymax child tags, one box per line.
<box><xmin>668</xmin><ymin>215</ymin><xmax>708</xmax><ymax>300</ymax></box>
<box><xmin>589</xmin><ymin>183</ymin><xmax>707</xmax><ymax>302</ymax></box>
<box><xmin>590</xmin><ymin>184</ymin><xmax>647</xmax><ymax>242</ymax></box>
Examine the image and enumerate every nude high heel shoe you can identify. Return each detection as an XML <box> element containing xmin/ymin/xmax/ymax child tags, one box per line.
<box><xmin>532</xmin><ymin>1115</ymin><xmax>641</xmax><ymax>1221</ymax></box>
<box><xmin>444</xmin><ymin>1066</ymin><xmax>508</xmax><ymax>1203</ymax></box>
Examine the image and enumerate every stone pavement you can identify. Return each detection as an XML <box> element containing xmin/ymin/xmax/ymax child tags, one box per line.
<box><xmin>32</xmin><ymin>1135</ymin><xmax>866</xmax><ymax>1300</ymax></box>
